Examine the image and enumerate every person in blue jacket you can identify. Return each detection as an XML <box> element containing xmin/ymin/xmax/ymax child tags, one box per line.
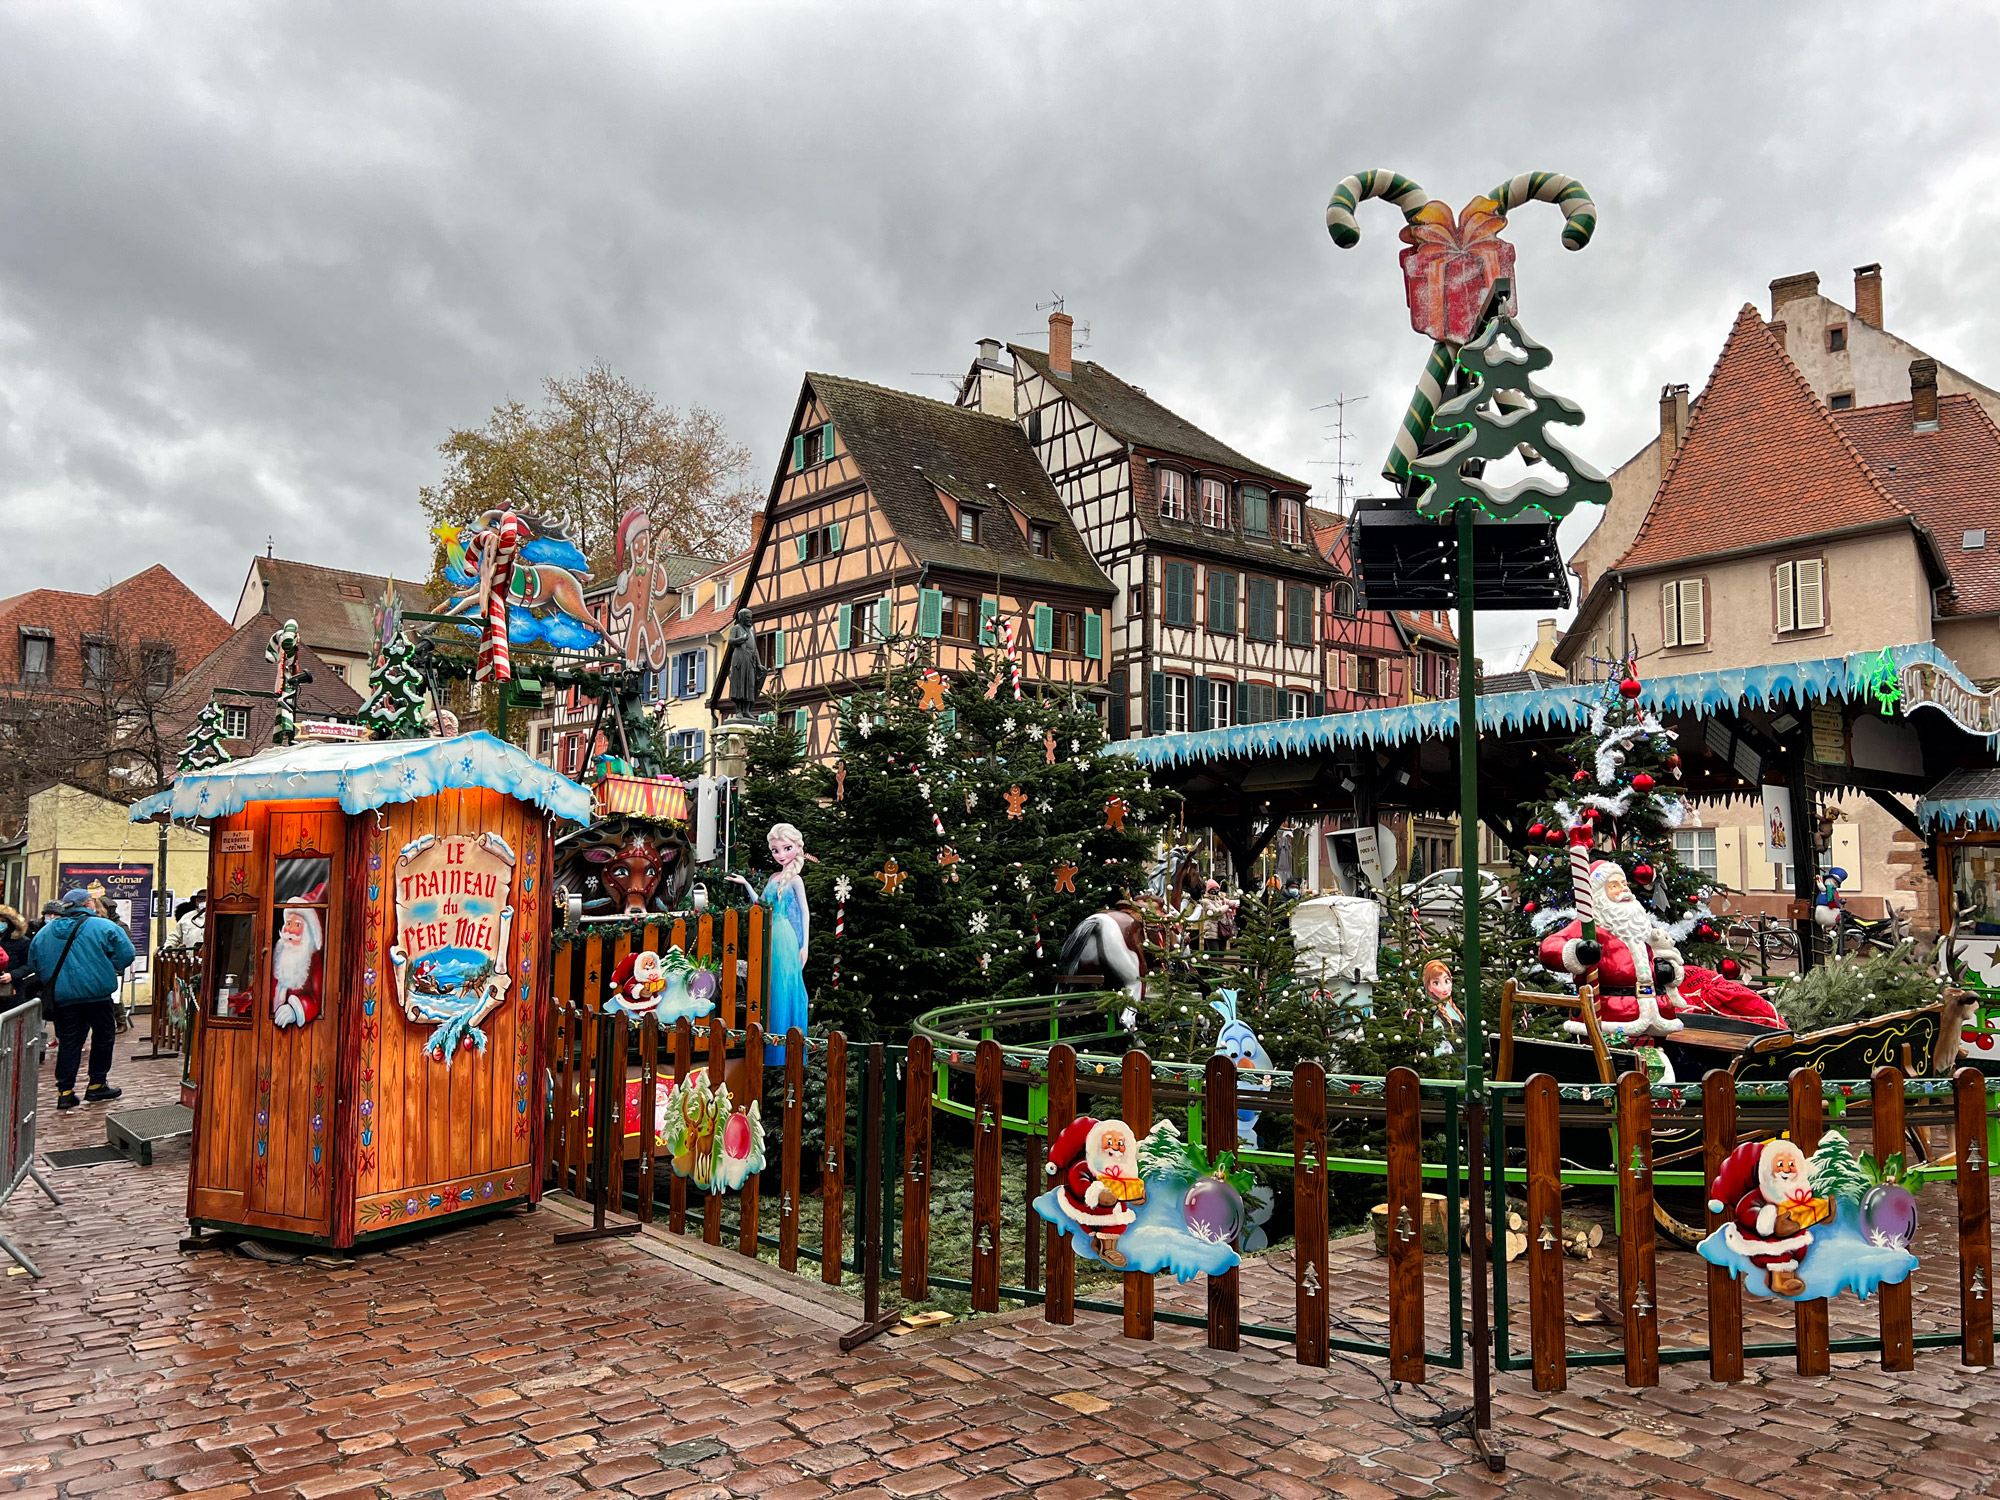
<box><xmin>28</xmin><ymin>888</ymin><xmax>134</xmax><ymax>1109</ymax></box>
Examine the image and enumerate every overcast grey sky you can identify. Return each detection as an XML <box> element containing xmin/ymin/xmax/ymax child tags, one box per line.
<box><xmin>4</xmin><ymin>3</ymin><xmax>1996</xmax><ymax>666</ymax></box>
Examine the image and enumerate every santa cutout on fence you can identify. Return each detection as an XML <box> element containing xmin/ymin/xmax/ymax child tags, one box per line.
<box><xmin>1539</xmin><ymin>858</ymin><xmax>1782</xmax><ymax>1038</ymax></box>
<box><xmin>1046</xmin><ymin>1117</ymin><xmax>1147</xmax><ymax>1268</ymax></box>
<box><xmin>272</xmin><ymin>893</ymin><xmax>326</xmax><ymax>1029</ymax></box>
<box><xmin>1706</xmin><ymin>1138</ymin><xmax>1825</xmax><ymax>1297</ymax></box>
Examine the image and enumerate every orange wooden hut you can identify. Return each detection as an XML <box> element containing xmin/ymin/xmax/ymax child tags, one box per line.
<box><xmin>132</xmin><ymin>733</ymin><xmax>593</xmax><ymax>1248</ymax></box>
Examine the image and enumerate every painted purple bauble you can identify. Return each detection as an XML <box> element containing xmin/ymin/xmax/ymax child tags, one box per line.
<box><xmin>1183</xmin><ymin>1177</ymin><xmax>1245</xmax><ymax>1246</ymax></box>
<box><xmin>688</xmin><ymin>969</ymin><xmax>719</xmax><ymax>1006</ymax></box>
<box><xmin>1862</xmin><ymin>1183</ymin><xmax>1918</xmax><ymax>1248</ymax></box>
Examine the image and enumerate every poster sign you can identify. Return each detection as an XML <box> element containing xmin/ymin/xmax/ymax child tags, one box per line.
<box><xmin>1760</xmin><ymin>785</ymin><xmax>1794</xmax><ymax>866</ymax></box>
<box><xmin>220</xmin><ymin>831</ymin><xmax>255</xmax><ymax>853</ymax></box>
<box><xmin>58</xmin><ymin>863</ymin><xmax>155</xmax><ymax>963</ymax></box>
<box><xmin>1899</xmin><ymin>660</ymin><xmax>2000</xmax><ymax>736</ymax></box>
<box><xmin>1810</xmin><ymin>708</ymin><xmax>1847</xmax><ymax>766</ymax></box>
<box><xmin>389</xmin><ymin>832</ymin><xmax>517</xmax><ymax>1061</ymax></box>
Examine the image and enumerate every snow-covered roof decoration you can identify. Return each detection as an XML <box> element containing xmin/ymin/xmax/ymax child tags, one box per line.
<box><xmin>1918</xmin><ymin>767</ymin><xmax>2000</xmax><ymax>832</ymax></box>
<box><xmin>129</xmin><ymin>732</ymin><xmax>593</xmax><ymax>826</ymax></box>
<box><xmin>1109</xmin><ymin>642</ymin><xmax>1993</xmax><ymax>770</ymax></box>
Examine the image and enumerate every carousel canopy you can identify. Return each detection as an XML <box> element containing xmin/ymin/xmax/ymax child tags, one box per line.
<box><xmin>129</xmin><ymin>732</ymin><xmax>594</xmax><ymax>826</ymax></box>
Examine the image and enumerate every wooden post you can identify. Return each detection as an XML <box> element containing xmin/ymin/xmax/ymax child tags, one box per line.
<box><xmin>1385</xmin><ymin>1066</ymin><xmax>1425</xmax><ymax>1383</ymax></box>
<box><xmin>1958</xmin><ymin>1067</ymin><xmax>1994</xmax><ymax>1367</ymax></box>
<box><xmin>551</xmin><ymin>1001</ymin><xmax>574</xmax><ymax>1194</ymax></box>
<box><xmin>1123</xmin><ymin>1050</ymin><xmax>1155</xmax><ymax>1343</ymax></box>
<box><xmin>746</xmin><ymin>904</ymin><xmax>767</xmax><ymax>1032</ymax></box>
<box><xmin>1702</xmin><ymin>1069</ymin><xmax>1743</xmax><ymax>1383</ymax></box>
<box><xmin>1043</xmin><ymin>1044</ymin><xmax>1076</xmax><ymax>1325</ymax></box>
<box><xmin>637</xmin><ymin>1015</ymin><xmax>658</xmax><ymax>1223</ymax></box>
<box><xmin>572</xmin><ymin>1004</ymin><xmax>597</xmax><ymax>1199</ymax></box>
<box><xmin>721</xmin><ymin>909</ymin><xmax>739</xmax><ymax>1034</ymax></box>
<box><xmin>901</xmin><ymin>1036</ymin><xmax>934</xmax><ymax>1301</ymax></box>
<box><xmin>703</xmin><ymin>1015</ymin><xmax>725</xmax><ymax>1246</ymax></box>
<box><xmin>1789</xmin><ymin>1067</ymin><xmax>1829</xmax><ymax>1377</ymax></box>
<box><xmin>821</xmin><ymin>1031</ymin><xmax>846</xmax><ymax>1286</ymax></box>
<box><xmin>607</xmin><ymin>1012</ymin><xmax>629</xmax><ymax>1210</ymax></box>
<box><xmin>1616</xmin><ymin>1071</ymin><xmax>1659</xmax><ymax>1387</ymax></box>
<box><xmin>780</xmin><ymin>1029</ymin><xmax>804</xmax><ymax>1273</ymax></box>
<box><xmin>971</xmin><ymin>1040</ymin><xmax>1003</xmax><ymax>1314</ymax></box>
<box><xmin>1871</xmin><ymin>1066</ymin><xmax>1913</xmax><ymax>1371</ymax></box>
<box><xmin>1524</xmin><ymin>1072</ymin><xmax>1565</xmax><ymax>1392</ymax></box>
<box><xmin>1293</xmin><ymin>1061</ymin><xmax>1328</xmax><ymax>1368</ymax></box>
<box><xmin>669</xmin><ymin>1019</ymin><xmax>690</xmax><ymax>1234</ymax></box>
<box><xmin>739</xmin><ymin>1022</ymin><xmax>763</xmax><ymax>1257</ymax></box>
<box><xmin>837</xmin><ymin>1042</ymin><xmax>898</xmax><ymax>1352</ymax></box>
<box><xmin>1204</xmin><ymin>1055</ymin><xmax>1239</xmax><ymax>1352</ymax></box>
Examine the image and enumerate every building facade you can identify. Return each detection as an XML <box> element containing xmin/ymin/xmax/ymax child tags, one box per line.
<box><xmin>727</xmin><ymin>372</ymin><xmax>1116</xmax><ymax>761</ymax></box>
<box><xmin>232</xmin><ymin>556</ymin><xmax>397</xmax><ymax>693</ymax></box>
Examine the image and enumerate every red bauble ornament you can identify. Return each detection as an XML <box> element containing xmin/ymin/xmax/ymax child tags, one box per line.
<box><xmin>1545</xmin><ymin>828</ymin><xmax>1564</xmax><ymax>846</ymax></box>
<box><xmin>1523</xmin><ymin>901</ymin><xmax>1537</xmax><ymax>915</ymax></box>
<box><xmin>1619</xmin><ymin>677</ymin><xmax>1642</xmax><ymax>700</ymax></box>
<box><xmin>1572</xmin><ymin>769</ymin><xmax>1589</xmax><ymax>783</ymax></box>
<box><xmin>1633</xmin><ymin>863</ymin><xmax>1655</xmax><ymax>884</ymax></box>
<box><xmin>1694</xmin><ymin>922</ymin><xmax>1718</xmax><ymax>943</ymax></box>
<box><xmin>1632</xmin><ymin>773</ymin><xmax>1656</xmax><ymax>793</ymax></box>
<box><xmin>1527</xmin><ymin>822</ymin><xmax>1546</xmax><ymax>839</ymax></box>
<box><xmin>1666</xmin><ymin>754</ymin><xmax>1681</xmax><ymax>770</ymax></box>
<box><xmin>1719</xmin><ymin>957</ymin><xmax>1740</xmax><ymax>980</ymax></box>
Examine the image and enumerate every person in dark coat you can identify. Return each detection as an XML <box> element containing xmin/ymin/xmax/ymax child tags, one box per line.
<box><xmin>0</xmin><ymin>907</ymin><xmax>29</xmax><ymax>1000</ymax></box>
<box><xmin>27</xmin><ymin>890</ymin><xmax>135</xmax><ymax>1108</ymax></box>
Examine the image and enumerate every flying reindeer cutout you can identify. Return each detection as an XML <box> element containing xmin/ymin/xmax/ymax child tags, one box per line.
<box><xmin>1325</xmin><ymin>169</ymin><xmax>1610</xmax><ymax>520</ymax></box>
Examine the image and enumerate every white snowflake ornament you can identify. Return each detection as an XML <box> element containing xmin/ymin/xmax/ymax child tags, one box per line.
<box><xmin>969</xmin><ymin>911</ymin><xmax>989</xmax><ymax>935</ymax></box>
<box><xmin>1002</xmin><ymin>716</ymin><xmax>1016</xmax><ymax>736</ymax></box>
<box><xmin>834</xmin><ymin>875</ymin><xmax>853</xmax><ymax>902</ymax></box>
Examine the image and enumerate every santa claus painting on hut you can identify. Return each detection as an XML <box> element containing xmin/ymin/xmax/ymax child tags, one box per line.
<box><xmin>1539</xmin><ymin>858</ymin><xmax>1782</xmax><ymax>1039</ymax></box>
<box><xmin>271</xmin><ymin>893</ymin><xmax>326</xmax><ymax>1029</ymax></box>
<box><xmin>1047</xmin><ymin>1117</ymin><xmax>1147</xmax><ymax>1268</ymax></box>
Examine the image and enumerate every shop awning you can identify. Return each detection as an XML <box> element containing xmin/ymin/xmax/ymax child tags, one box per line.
<box><xmin>1918</xmin><ymin>766</ymin><xmax>2000</xmax><ymax>833</ymax></box>
<box><xmin>129</xmin><ymin>732</ymin><xmax>594</xmax><ymax>826</ymax></box>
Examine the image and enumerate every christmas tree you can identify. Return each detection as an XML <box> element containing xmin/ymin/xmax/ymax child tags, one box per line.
<box><xmin>734</xmin><ymin>642</ymin><xmax>1168</xmax><ymax>1040</ymax></box>
<box><xmin>1515</xmin><ymin>668</ymin><xmax>1731</xmax><ymax>978</ymax></box>
<box><xmin>1807</xmin><ymin>1130</ymin><xmax>1873</xmax><ymax>1204</ymax></box>
<box><xmin>178</xmin><ymin>702</ymin><xmax>233</xmax><ymax>772</ymax></box>
<box><xmin>1407</xmin><ymin>304</ymin><xmax>1613</xmax><ymax>522</ymax></box>
<box><xmin>359</xmin><ymin>632</ymin><xmax>432</xmax><ymax>739</ymax></box>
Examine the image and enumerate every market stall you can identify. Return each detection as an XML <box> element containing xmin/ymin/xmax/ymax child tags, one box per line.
<box><xmin>131</xmin><ymin>733</ymin><xmax>592</xmax><ymax>1248</ymax></box>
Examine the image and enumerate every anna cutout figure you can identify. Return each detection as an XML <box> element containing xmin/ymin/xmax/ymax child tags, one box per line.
<box><xmin>731</xmin><ymin>823</ymin><xmax>811</xmax><ymax>1062</ymax></box>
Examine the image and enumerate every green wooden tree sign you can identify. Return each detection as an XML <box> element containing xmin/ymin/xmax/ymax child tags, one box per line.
<box><xmin>1407</xmin><ymin>303</ymin><xmax>1612</xmax><ymax>521</ymax></box>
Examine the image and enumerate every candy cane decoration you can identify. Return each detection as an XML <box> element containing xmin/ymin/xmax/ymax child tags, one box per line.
<box><xmin>1484</xmin><ymin>172</ymin><xmax>1597</xmax><ymax>252</ymax></box>
<box><xmin>474</xmin><ymin>511</ymin><xmax>524</xmax><ymax>683</ymax></box>
<box><xmin>1567</xmin><ymin>826</ymin><xmax>1597</xmax><ymax>944</ymax></box>
<box><xmin>1323</xmin><ymin>169</ymin><xmax>1433</xmax><ymax>248</ymax></box>
<box><xmin>984</xmin><ymin>613</ymin><xmax>1023</xmax><ymax>701</ymax></box>
<box><xmin>1032</xmin><ymin>911</ymin><xmax>1044</xmax><ymax>960</ymax></box>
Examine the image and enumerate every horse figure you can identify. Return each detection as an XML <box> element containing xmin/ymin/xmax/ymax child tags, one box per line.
<box><xmin>439</xmin><ymin>509</ymin><xmax>602</xmax><ymax>635</ymax></box>
<box><xmin>1057</xmin><ymin>904</ymin><xmax>1148</xmax><ymax>1003</ymax></box>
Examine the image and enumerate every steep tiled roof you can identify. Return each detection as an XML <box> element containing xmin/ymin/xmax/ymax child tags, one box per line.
<box><xmin>1011</xmin><ymin>345</ymin><xmax>1305</xmax><ymax>487</ymax></box>
<box><xmin>161</xmin><ymin>612</ymin><xmax>365</xmax><ymax>751</ymax></box>
<box><xmin>804</xmin><ymin>374</ymin><xmax>1115</xmax><ymax>598</ymax></box>
<box><xmin>1398</xmin><ymin>611</ymin><xmax>1457</xmax><ymax>648</ymax></box>
<box><xmin>244</xmin><ymin>557</ymin><xmax>396</xmax><ymax>659</ymax></box>
<box><xmin>660</xmin><ymin>550</ymin><xmax>754</xmax><ymax>645</ymax></box>
<box><xmin>1835</xmin><ymin>394</ymin><xmax>2000</xmax><ymax>618</ymax></box>
<box><xmin>1617</xmin><ymin>307</ymin><xmax>1912</xmax><ymax>571</ymax></box>
<box><xmin>0</xmin><ymin>565</ymin><xmax>231</xmax><ymax>691</ymax></box>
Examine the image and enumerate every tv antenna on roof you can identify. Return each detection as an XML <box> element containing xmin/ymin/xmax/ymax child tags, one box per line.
<box><xmin>1309</xmin><ymin>393</ymin><xmax>1368</xmax><ymax>515</ymax></box>
<box><xmin>1027</xmin><ymin>294</ymin><xmax>1089</xmax><ymax>351</ymax></box>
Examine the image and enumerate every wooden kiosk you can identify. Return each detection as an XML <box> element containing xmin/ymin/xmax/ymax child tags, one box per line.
<box><xmin>132</xmin><ymin>734</ymin><xmax>592</xmax><ymax>1248</ymax></box>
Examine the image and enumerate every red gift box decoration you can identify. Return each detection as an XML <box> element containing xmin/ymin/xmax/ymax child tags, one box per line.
<box><xmin>1398</xmin><ymin>198</ymin><xmax>1517</xmax><ymax>346</ymax></box>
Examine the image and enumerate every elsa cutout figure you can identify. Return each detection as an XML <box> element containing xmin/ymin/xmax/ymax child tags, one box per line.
<box><xmin>730</xmin><ymin>823</ymin><xmax>811</xmax><ymax>1063</ymax></box>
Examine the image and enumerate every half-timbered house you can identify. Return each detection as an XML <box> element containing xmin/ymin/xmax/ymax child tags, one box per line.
<box><xmin>726</xmin><ymin>374</ymin><xmax>1117</xmax><ymax>761</ymax></box>
<box><xmin>1311</xmin><ymin>507</ymin><xmax>1416</xmax><ymax>712</ymax></box>
<box><xmin>956</xmin><ymin>312</ymin><xmax>1337</xmax><ymax>738</ymax></box>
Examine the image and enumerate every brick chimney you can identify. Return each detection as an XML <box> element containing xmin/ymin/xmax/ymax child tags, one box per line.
<box><xmin>1658</xmin><ymin>383</ymin><xmax>1690</xmax><ymax>466</ymax></box>
<box><xmin>1048</xmin><ymin>309</ymin><xmax>1074</xmax><ymax>380</ymax></box>
<box><xmin>1767</xmin><ymin>319</ymin><xmax>1787</xmax><ymax>354</ymax></box>
<box><xmin>1853</xmin><ymin>263</ymin><xmax>1884</xmax><ymax>327</ymax></box>
<box><xmin>1769</xmin><ymin>271</ymin><xmax>1820</xmax><ymax>317</ymax></box>
<box><xmin>1911</xmin><ymin>357</ymin><xmax>1939</xmax><ymax>430</ymax></box>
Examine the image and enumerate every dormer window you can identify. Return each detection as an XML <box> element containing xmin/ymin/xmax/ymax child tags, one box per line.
<box><xmin>18</xmin><ymin>628</ymin><xmax>52</xmax><ymax>684</ymax></box>
<box><xmin>1279</xmin><ymin>496</ymin><xmax>1304</xmax><ymax>546</ymax></box>
<box><xmin>1029</xmin><ymin>523</ymin><xmax>1052</xmax><ymax>558</ymax></box>
<box><xmin>1157</xmin><ymin>468</ymin><xmax>1188</xmax><ymax>521</ymax></box>
<box><xmin>681</xmin><ymin>588</ymin><xmax>697</xmax><ymax>620</ymax></box>
<box><xmin>958</xmin><ymin>508</ymin><xmax>983</xmax><ymax>545</ymax></box>
<box><xmin>1200</xmin><ymin>478</ymin><xmax>1228</xmax><ymax>530</ymax></box>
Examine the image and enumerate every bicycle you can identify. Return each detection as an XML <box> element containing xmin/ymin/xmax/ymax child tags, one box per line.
<box><xmin>1720</xmin><ymin>913</ymin><xmax>1800</xmax><ymax>975</ymax></box>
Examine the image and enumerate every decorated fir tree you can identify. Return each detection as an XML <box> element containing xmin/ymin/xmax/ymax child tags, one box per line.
<box><xmin>359</xmin><ymin>632</ymin><xmax>432</xmax><ymax>739</ymax></box>
<box><xmin>734</xmin><ymin>641</ymin><xmax>1168</xmax><ymax>1040</ymax></box>
<box><xmin>178</xmin><ymin>702</ymin><xmax>233</xmax><ymax>772</ymax></box>
<box><xmin>1514</xmin><ymin>668</ymin><xmax>1731</xmax><ymax>978</ymax></box>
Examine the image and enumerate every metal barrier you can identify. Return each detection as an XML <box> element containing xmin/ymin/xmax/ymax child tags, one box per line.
<box><xmin>0</xmin><ymin>999</ymin><xmax>61</xmax><ymax>1277</ymax></box>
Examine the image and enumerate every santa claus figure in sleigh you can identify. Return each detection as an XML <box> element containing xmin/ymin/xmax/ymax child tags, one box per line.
<box><xmin>1539</xmin><ymin>858</ymin><xmax>1781</xmax><ymax>1040</ymax></box>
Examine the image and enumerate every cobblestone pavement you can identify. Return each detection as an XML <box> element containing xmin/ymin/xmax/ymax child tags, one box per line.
<box><xmin>5</xmin><ymin>1044</ymin><xmax>2000</xmax><ymax>1498</ymax></box>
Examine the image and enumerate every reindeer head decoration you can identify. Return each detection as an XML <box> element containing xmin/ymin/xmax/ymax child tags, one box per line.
<box><xmin>555</xmin><ymin>817</ymin><xmax>694</xmax><ymax>918</ymax></box>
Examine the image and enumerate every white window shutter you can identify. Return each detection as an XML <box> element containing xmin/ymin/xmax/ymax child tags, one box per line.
<box><xmin>1680</xmin><ymin>579</ymin><xmax>1706</xmax><ymax>645</ymax></box>
<box><xmin>1796</xmin><ymin>559</ymin><xmax>1824</xmax><ymax>629</ymax></box>
<box><xmin>1661</xmin><ymin>581</ymin><xmax>1679</xmax><ymax>646</ymax></box>
<box><xmin>1775</xmin><ymin>562</ymin><xmax>1794</xmax><ymax>632</ymax></box>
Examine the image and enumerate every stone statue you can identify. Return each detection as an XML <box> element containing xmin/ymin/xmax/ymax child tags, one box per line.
<box><xmin>725</xmin><ymin>607</ymin><xmax>765</xmax><ymax>712</ymax></box>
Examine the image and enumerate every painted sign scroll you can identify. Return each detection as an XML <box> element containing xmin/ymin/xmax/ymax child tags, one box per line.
<box><xmin>389</xmin><ymin>831</ymin><xmax>517</xmax><ymax>1061</ymax></box>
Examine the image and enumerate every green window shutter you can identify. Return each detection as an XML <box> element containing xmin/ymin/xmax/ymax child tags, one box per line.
<box><xmin>1148</xmin><ymin>672</ymin><xmax>1166</xmax><ymax>733</ymax></box>
<box><xmin>837</xmin><ymin>602</ymin><xmax>852</xmax><ymax>650</ymax></box>
<box><xmin>773</xmin><ymin>627</ymin><xmax>786</xmax><ymax>668</ymax></box>
<box><xmin>827</xmin><ymin>521</ymin><xmax>842</xmax><ymax>551</ymax></box>
<box><xmin>819</xmin><ymin>424</ymin><xmax>834</xmax><ymax>462</ymax></box>
<box><xmin>876</xmin><ymin>597</ymin><xmax>893</xmax><ymax>640</ymax></box>
<box><xmin>1083</xmin><ymin>611</ymin><xmax>1102</xmax><ymax>660</ymax></box>
<box><xmin>793</xmin><ymin>434</ymin><xmax>806</xmax><ymax>471</ymax></box>
<box><xmin>1033</xmin><ymin>604</ymin><xmax>1053</xmax><ymax>651</ymax></box>
<box><xmin>793</xmin><ymin>708</ymin><xmax>809</xmax><ymax>741</ymax></box>
<box><xmin>758</xmin><ymin>711</ymin><xmax>777</xmax><ymax>727</ymax></box>
<box><xmin>918</xmin><ymin>588</ymin><xmax>943</xmax><ymax>638</ymax></box>
<box><xmin>795</xmin><ymin>535</ymin><xmax>808</xmax><ymax>563</ymax></box>
<box><xmin>979</xmin><ymin>598</ymin><xmax>999</xmax><ymax>644</ymax></box>
<box><xmin>1192</xmin><ymin>676</ymin><xmax>1210</xmax><ymax>732</ymax></box>
<box><xmin>942</xmin><ymin>706</ymin><xmax>957</xmax><ymax>734</ymax></box>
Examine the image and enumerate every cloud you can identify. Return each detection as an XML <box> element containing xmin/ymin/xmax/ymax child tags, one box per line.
<box><xmin>3</xmin><ymin>1</ymin><xmax>1996</xmax><ymax>672</ymax></box>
